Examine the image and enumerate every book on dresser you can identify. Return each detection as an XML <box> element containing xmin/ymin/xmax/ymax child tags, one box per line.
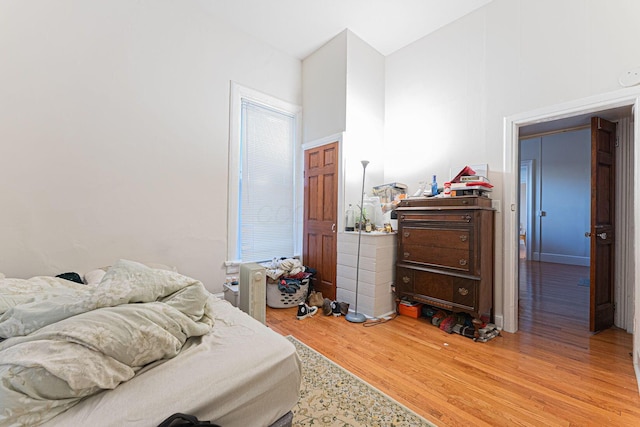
<box><xmin>394</xmin><ymin>196</ymin><xmax>495</xmax><ymax>320</ymax></box>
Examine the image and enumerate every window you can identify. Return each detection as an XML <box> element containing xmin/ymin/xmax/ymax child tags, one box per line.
<box><xmin>228</xmin><ymin>83</ymin><xmax>301</xmax><ymax>263</ymax></box>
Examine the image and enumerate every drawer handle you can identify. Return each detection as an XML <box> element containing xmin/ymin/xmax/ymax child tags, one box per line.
<box><xmin>459</xmin><ymin>235</ymin><xmax>468</xmax><ymax>242</ymax></box>
<box><xmin>462</xmin><ymin>200</ymin><xmax>469</xmax><ymax>205</ymax></box>
<box><xmin>403</xmin><ymin>231</ymin><xmax>410</xmax><ymax>238</ymax></box>
<box><xmin>462</xmin><ymin>215</ymin><xmax>471</xmax><ymax>222</ymax></box>
<box><xmin>402</xmin><ymin>276</ymin><xmax>411</xmax><ymax>284</ymax></box>
<box><xmin>458</xmin><ymin>287</ymin><xmax>469</xmax><ymax>296</ymax></box>
<box><xmin>404</xmin><ymin>252</ymin><xmax>410</xmax><ymax>259</ymax></box>
<box><xmin>401</xmin><ymin>215</ymin><xmax>406</xmax><ymax>220</ymax></box>
<box><xmin>459</xmin><ymin>259</ymin><xmax>468</xmax><ymax>266</ymax></box>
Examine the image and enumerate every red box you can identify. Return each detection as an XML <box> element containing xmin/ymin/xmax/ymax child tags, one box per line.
<box><xmin>398</xmin><ymin>302</ymin><xmax>422</xmax><ymax>318</ymax></box>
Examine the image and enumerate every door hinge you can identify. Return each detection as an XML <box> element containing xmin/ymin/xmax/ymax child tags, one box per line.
<box><xmin>613</xmin><ymin>302</ymin><xmax>617</xmax><ymax>312</ymax></box>
<box><xmin>615</xmin><ymin>136</ymin><xmax>620</xmax><ymax>147</ymax></box>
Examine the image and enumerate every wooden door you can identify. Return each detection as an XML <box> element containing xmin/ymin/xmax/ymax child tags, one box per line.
<box><xmin>303</xmin><ymin>142</ymin><xmax>339</xmax><ymax>300</ymax></box>
<box><xmin>589</xmin><ymin>117</ymin><xmax>616</xmax><ymax>332</ymax></box>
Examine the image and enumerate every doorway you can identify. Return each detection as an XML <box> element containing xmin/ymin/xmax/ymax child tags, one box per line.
<box><xmin>503</xmin><ymin>91</ymin><xmax>639</xmax><ymax>336</ymax></box>
<box><xmin>518</xmin><ymin>127</ymin><xmax>592</xmax><ymax>331</ymax></box>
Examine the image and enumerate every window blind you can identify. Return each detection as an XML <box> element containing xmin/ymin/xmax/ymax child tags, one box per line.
<box><xmin>239</xmin><ymin>99</ymin><xmax>295</xmax><ymax>262</ymax></box>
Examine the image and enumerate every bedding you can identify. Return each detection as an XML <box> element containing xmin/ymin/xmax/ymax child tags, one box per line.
<box><xmin>0</xmin><ymin>259</ymin><xmax>301</xmax><ymax>427</ymax></box>
<box><xmin>47</xmin><ymin>296</ymin><xmax>301</xmax><ymax>427</ymax></box>
<box><xmin>0</xmin><ymin>260</ymin><xmax>213</xmax><ymax>426</ymax></box>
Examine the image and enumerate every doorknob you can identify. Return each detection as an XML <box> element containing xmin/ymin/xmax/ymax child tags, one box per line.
<box><xmin>585</xmin><ymin>231</ymin><xmax>608</xmax><ymax>240</ymax></box>
<box><xmin>331</xmin><ymin>223</ymin><xmax>336</xmax><ymax>233</ymax></box>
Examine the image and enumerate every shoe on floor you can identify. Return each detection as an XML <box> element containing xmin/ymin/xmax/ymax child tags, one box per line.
<box><xmin>331</xmin><ymin>301</ymin><xmax>341</xmax><ymax>317</ymax></box>
<box><xmin>322</xmin><ymin>298</ymin><xmax>333</xmax><ymax>316</ymax></box>
<box><xmin>297</xmin><ymin>302</ymin><xmax>318</xmax><ymax>320</ymax></box>
<box><xmin>339</xmin><ymin>302</ymin><xmax>350</xmax><ymax>316</ymax></box>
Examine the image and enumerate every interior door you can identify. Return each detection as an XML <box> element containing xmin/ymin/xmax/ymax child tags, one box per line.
<box><xmin>303</xmin><ymin>142</ymin><xmax>339</xmax><ymax>300</ymax></box>
<box><xmin>589</xmin><ymin>117</ymin><xmax>616</xmax><ymax>332</ymax></box>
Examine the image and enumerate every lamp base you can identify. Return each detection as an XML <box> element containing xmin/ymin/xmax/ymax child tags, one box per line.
<box><xmin>345</xmin><ymin>312</ymin><xmax>367</xmax><ymax>323</ymax></box>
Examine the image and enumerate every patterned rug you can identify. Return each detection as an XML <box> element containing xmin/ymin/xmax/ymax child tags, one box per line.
<box><xmin>287</xmin><ymin>336</ymin><xmax>436</xmax><ymax>427</ymax></box>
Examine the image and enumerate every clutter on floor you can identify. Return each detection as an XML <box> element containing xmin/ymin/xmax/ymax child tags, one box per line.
<box><xmin>262</xmin><ymin>257</ymin><xmax>316</xmax><ymax>308</ymax></box>
<box><xmin>398</xmin><ymin>300</ymin><xmax>501</xmax><ymax>343</ymax></box>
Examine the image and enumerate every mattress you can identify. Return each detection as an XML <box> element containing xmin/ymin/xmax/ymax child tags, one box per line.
<box><xmin>46</xmin><ymin>297</ymin><xmax>301</xmax><ymax>427</ymax></box>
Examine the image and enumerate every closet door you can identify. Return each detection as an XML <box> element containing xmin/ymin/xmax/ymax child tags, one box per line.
<box><xmin>303</xmin><ymin>142</ymin><xmax>338</xmax><ymax>300</ymax></box>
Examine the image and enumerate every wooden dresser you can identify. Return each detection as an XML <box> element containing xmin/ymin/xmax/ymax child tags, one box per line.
<box><xmin>395</xmin><ymin>196</ymin><xmax>494</xmax><ymax>319</ymax></box>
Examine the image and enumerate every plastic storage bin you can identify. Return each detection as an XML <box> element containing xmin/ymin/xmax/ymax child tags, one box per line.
<box><xmin>398</xmin><ymin>302</ymin><xmax>423</xmax><ymax>318</ymax></box>
<box><xmin>223</xmin><ymin>283</ymin><xmax>239</xmax><ymax>307</ymax></box>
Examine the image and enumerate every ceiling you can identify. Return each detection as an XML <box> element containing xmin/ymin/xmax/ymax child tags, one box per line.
<box><xmin>197</xmin><ymin>0</ymin><xmax>493</xmax><ymax>59</ymax></box>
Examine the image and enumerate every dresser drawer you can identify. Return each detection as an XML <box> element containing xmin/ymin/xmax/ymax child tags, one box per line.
<box><xmin>408</xmin><ymin>270</ymin><xmax>478</xmax><ymax>312</ymax></box>
<box><xmin>401</xmin><ymin>227</ymin><xmax>470</xmax><ymax>250</ymax></box>
<box><xmin>398</xmin><ymin>196</ymin><xmax>492</xmax><ymax>208</ymax></box>
<box><xmin>398</xmin><ymin>212</ymin><xmax>474</xmax><ymax>224</ymax></box>
<box><xmin>401</xmin><ymin>244</ymin><xmax>471</xmax><ymax>272</ymax></box>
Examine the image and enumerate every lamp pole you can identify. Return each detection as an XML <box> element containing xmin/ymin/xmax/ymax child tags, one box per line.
<box><xmin>346</xmin><ymin>160</ymin><xmax>369</xmax><ymax>323</ymax></box>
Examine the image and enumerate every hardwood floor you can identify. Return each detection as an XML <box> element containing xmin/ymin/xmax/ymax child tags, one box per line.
<box><xmin>266</xmin><ymin>261</ymin><xmax>640</xmax><ymax>426</ymax></box>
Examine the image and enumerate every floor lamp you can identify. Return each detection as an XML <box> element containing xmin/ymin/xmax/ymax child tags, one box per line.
<box><xmin>346</xmin><ymin>160</ymin><xmax>369</xmax><ymax>323</ymax></box>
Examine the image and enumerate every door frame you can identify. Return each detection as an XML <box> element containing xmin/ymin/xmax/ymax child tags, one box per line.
<box><xmin>502</xmin><ymin>88</ymin><xmax>640</xmax><ymax>383</ymax></box>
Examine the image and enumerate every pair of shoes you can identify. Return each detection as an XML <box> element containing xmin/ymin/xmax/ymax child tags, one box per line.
<box><xmin>296</xmin><ymin>302</ymin><xmax>318</xmax><ymax>320</ymax></box>
<box><xmin>330</xmin><ymin>301</ymin><xmax>350</xmax><ymax>317</ymax></box>
<box><xmin>321</xmin><ymin>299</ymin><xmax>351</xmax><ymax>317</ymax></box>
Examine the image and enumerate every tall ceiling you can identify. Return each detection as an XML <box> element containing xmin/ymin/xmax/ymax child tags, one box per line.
<box><xmin>197</xmin><ymin>0</ymin><xmax>493</xmax><ymax>59</ymax></box>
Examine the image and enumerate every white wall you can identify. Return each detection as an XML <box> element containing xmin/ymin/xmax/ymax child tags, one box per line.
<box><xmin>383</xmin><ymin>0</ymin><xmax>640</xmax><ymax>323</ymax></box>
<box><xmin>0</xmin><ymin>0</ymin><xmax>301</xmax><ymax>292</ymax></box>
<box><xmin>521</xmin><ymin>130</ymin><xmax>591</xmax><ymax>265</ymax></box>
<box><xmin>344</xmin><ymin>31</ymin><xmax>386</xmax><ymax>213</ymax></box>
<box><xmin>302</xmin><ymin>31</ymin><xmax>347</xmax><ymax>144</ymax></box>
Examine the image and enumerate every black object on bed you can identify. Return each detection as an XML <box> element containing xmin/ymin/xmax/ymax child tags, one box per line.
<box><xmin>157</xmin><ymin>413</ymin><xmax>219</xmax><ymax>427</ymax></box>
<box><xmin>55</xmin><ymin>271</ymin><xmax>84</xmax><ymax>284</ymax></box>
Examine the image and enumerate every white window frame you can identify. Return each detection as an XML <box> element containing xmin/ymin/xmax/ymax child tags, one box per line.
<box><xmin>227</xmin><ymin>82</ymin><xmax>302</xmax><ymax>266</ymax></box>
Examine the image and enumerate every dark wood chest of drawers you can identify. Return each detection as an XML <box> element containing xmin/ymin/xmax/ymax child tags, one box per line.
<box><xmin>395</xmin><ymin>196</ymin><xmax>494</xmax><ymax>319</ymax></box>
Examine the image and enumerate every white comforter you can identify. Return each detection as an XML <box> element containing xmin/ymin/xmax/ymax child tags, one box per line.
<box><xmin>0</xmin><ymin>259</ymin><xmax>214</xmax><ymax>427</ymax></box>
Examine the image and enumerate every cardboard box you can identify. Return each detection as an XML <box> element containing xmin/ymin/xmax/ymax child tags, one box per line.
<box><xmin>398</xmin><ymin>302</ymin><xmax>423</xmax><ymax>318</ymax></box>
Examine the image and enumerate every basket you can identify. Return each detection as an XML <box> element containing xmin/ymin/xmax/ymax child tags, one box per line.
<box><xmin>267</xmin><ymin>278</ymin><xmax>309</xmax><ymax>308</ymax></box>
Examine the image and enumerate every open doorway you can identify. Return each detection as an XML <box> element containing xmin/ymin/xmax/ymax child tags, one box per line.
<box><xmin>503</xmin><ymin>89</ymin><xmax>640</xmax><ymax>386</ymax></box>
<box><xmin>503</xmin><ymin>91</ymin><xmax>639</xmax><ymax>336</ymax></box>
<box><xmin>516</xmin><ymin>111</ymin><xmax>634</xmax><ymax>333</ymax></box>
<box><xmin>517</xmin><ymin>127</ymin><xmax>592</xmax><ymax>332</ymax></box>
<box><xmin>514</xmin><ymin>109</ymin><xmax>633</xmax><ymax>333</ymax></box>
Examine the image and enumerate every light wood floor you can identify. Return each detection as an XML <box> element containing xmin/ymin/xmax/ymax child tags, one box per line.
<box><xmin>266</xmin><ymin>261</ymin><xmax>640</xmax><ymax>427</ymax></box>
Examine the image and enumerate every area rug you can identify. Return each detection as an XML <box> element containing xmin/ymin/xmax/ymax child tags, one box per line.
<box><xmin>287</xmin><ymin>336</ymin><xmax>436</xmax><ymax>427</ymax></box>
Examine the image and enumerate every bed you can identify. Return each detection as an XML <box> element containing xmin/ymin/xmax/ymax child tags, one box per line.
<box><xmin>0</xmin><ymin>259</ymin><xmax>301</xmax><ymax>427</ymax></box>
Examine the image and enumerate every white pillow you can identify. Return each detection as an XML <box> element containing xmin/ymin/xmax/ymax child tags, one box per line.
<box><xmin>84</xmin><ymin>269</ymin><xmax>106</xmax><ymax>285</ymax></box>
<box><xmin>84</xmin><ymin>262</ymin><xmax>177</xmax><ymax>285</ymax></box>
<box><xmin>143</xmin><ymin>262</ymin><xmax>177</xmax><ymax>272</ymax></box>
